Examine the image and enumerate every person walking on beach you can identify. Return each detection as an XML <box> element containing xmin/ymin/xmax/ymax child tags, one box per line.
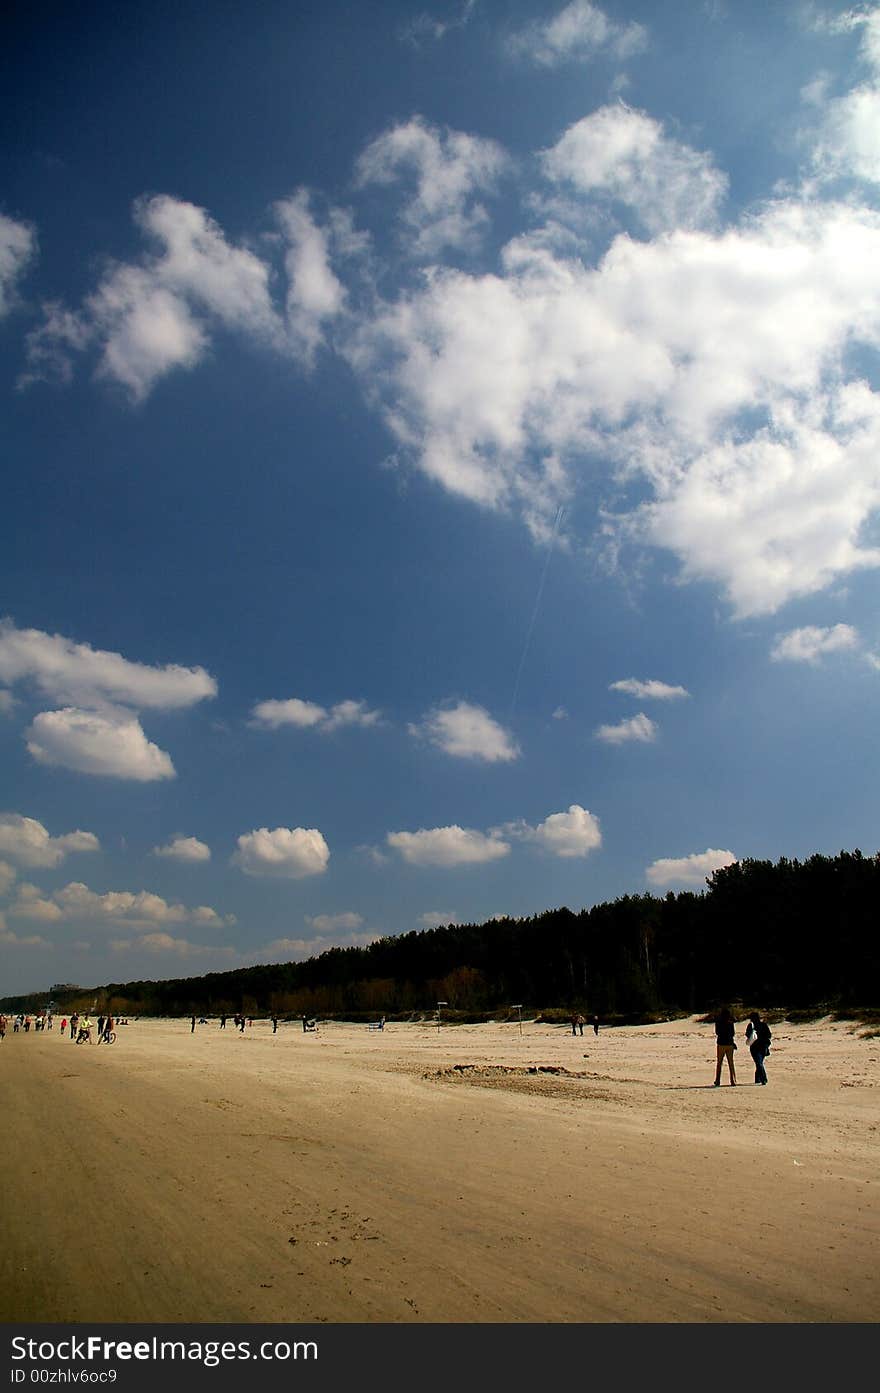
<box><xmin>0</xmin><ymin>1014</ymin><xmax>7</xmax><ymax>1040</ymax></box>
<box><xmin>220</xmin><ymin>1015</ymin><xmax>227</xmax><ymax>1029</ymax></box>
<box><xmin>271</xmin><ymin>1015</ymin><xmax>278</xmax><ymax>1033</ymax></box>
<box><xmin>191</xmin><ymin>1015</ymin><xmax>196</xmax><ymax>1033</ymax></box>
<box><xmin>713</xmin><ymin>1007</ymin><xmax>737</xmax><ymax>1086</ymax></box>
<box><xmin>745</xmin><ymin>1012</ymin><xmax>772</xmax><ymax>1085</ymax></box>
<box><xmin>592</xmin><ymin>1015</ymin><xmax>599</xmax><ymax>1036</ymax></box>
<box><xmin>69</xmin><ymin>1012</ymin><xmax>78</xmax><ymax>1041</ymax></box>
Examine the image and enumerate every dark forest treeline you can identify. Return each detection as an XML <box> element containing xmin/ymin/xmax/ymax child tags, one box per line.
<box><xmin>3</xmin><ymin>850</ymin><xmax>878</xmax><ymax>1017</ymax></box>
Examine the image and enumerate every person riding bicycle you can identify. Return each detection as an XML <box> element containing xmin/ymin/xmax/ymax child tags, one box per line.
<box><xmin>102</xmin><ymin>1015</ymin><xmax>114</xmax><ymax>1042</ymax></box>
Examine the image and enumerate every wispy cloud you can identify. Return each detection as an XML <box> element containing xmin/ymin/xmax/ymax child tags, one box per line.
<box><xmin>0</xmin><ymin>213</ymin><xmax>37</xmax><ymax>317</ymax></box>
<box><xmin>610</xmin><ymin>678</ymin><xmax>690</xmax><ymax>700</ymax></box>
<box><xmin>507</xmin><ymin>0</ymin><xmax>647</xmax><ymax>67</ymax></box>
<box><xmin>770</xmin><ymin>623</ymin><xmax>860</xmax><ymax>663</ymax></box>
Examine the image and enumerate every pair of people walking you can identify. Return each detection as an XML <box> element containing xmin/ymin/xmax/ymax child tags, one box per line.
<box><xmin>713</xmin><ymin>1008</ymin><xmax>772</xmax><ymax>1086</ymax></box>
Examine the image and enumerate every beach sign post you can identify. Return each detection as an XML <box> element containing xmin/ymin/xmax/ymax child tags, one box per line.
<box><xmin>511</xmin><ymin>1004</ymin><xmax>523</xmax><ymax>1037</ymax></box>
<box><xmin>436</xmin><ymin>1000</ymin><xmax>447</xmax><ymax>1032</ymax></box>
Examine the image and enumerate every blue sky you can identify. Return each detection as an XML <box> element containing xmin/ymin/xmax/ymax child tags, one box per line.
<box><xmin>3</xmin><ymin>0</ymin><xmax>880</xmax><ymax>997</ymax></box>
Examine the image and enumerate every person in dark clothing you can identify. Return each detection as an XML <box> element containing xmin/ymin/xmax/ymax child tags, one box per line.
<box><xmin>746</xmin><ymin>1012</ymin><xmax>772</xmax><ymax>1085</ymax></box>
<box><xmin>592</xmin><ymin>1016</ymin><xmax>599</xmax><ymax>1036</ymax></box>
<box><xmin>220</xmin><ymin>1015</ymin><xmax>227</xmax><ymax>1029</ymax></box>
<box><xmin>713</xmin><ymin>1007</ymin><xmax>737</xmax><ymax>1086</ymax></box>
<box><xmin>272</xmin><ymin>1015</ymin><xmax>278</xmax><ymax>1033</ymax></box>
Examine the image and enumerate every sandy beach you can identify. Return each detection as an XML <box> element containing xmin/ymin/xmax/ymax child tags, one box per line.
<box><xmin>0</xmin><ymin>1014</ymin><xmax>877</xmax><ymax>1323</ymax></box>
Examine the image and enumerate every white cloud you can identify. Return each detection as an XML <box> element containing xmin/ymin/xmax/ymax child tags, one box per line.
<box><xmin>508</xmin><ymin>0</ymin><xmax>647</xmax><ymax>67</ymax></box>
<box><xmin>24</xmin><ymin>195</ymin><xmax>285</xmax><ymax>399</ymax></box>
<box><xmin>646</xmin><ymin>848</ymin><xmax>737</xmax><ymax>887</ymax></box>
<box><xmin>411</xmin><ymin>700</ymin><xmax>519</xmax><ymax>762</ymax></box>
<box><xmin>351</xmin><ymin>194</ymin><xmax>880</xmax><ymax>615</ymax></box>
<box><xmin>356</xmin><ymin>117</ymin><xmax>509</xmax><ymax>257</ymax></box>
<box><xmin>0</xmin><ymin>813</ymin><xmax>100</xmax><ymax>868</ymax></box>
<box><xmin>505</xmin><ymin>804</ymin><xmax>602</xmax><ymax>857</ymax></box>
<box><xmin>0</xmin><ymin>213</ymin><xmax>36</xmax><ymax>317</ymax></box>
<box><xmin>811</xmin><ymin>9</ymin><xmax>880</xmax><ymax>184</ymax></box>
<box><xmin>0</xmin><ymin>924</ymin><xmax>49</xmax><ymax>948</ymax></box>
<box><xmin>250</xmin><ymin>696</ymin><xmax>381</xmax><ymax>732</ymax></box>
<box><xmin>387</xmin><ymin>825</ymin><xmax>510</xmax><ymax>867</ymax></box>
<box><xmin>0</xmin><ymin>619</ymin><xmax>216</xmax><ymax>710</ymax></box>
<box><xmin>595</xmin><ymin>712</ymin><xmax>657</xmax><ymax>744</ymax></box>
<box><xmin>304</xmin><ymin>911</ymin><xmax>364</xmax><ymax>934</ymax></box>
<box><xmin>0</xmin><ymin>860</ymin><xmax>17</xmax><ymax>895</ymax></box>
<box><xmin>552</xmin><ymin>705</ymin><xmax>568</xmax><ymax>720</ymax></box>
<box><xmin>398</xmin><ymin>1</ymin><xmax>476</xmax><ymax>46</ymax></box>
<box><xmin>109</xmin><ymin>931</ymin><xmax>236</xmax><ymax>959</ymax></box>
<box><xmin>770</xmin><ymin>623</ymin><xmax>859</xmax><ymax>663</ymax></box>
<box><xmin>417</xmin><ymin>910</ymin><xmax>459</xmax><ymax>927</ymax></box>
<box><xmin>275</xmin><ymin>189</ymin><xmax>346</xmax><ymax>365</ymax></box>
<box><xmin>610</xmin><ymin>678</ymin><xmax>690</xmax><ymax>700</ymax></box>
<box><xmin>233</xmin><ymin>826</ymin><xmax>330</xmax><ymax>878</ymax></box>
<box><xmin>0</xmin><ymin>689</ymin><xmax>15</xmax><ymax>715</ymax></box>
<box><xmin>26</xmin><ymin>708</ymin><xmax>176</xmax><ymax>781</ymax></box>
<box><xmin>152</xmin><ymin>835</ymin><xmax>211</xmax><ymax>863</ymax></box>
<box><xmin>543</xmin><ymin>105</ymin><xmax>727</xmax><ymax>233</ymax></box>
<box><xmin>254</xmin><ymin>926</ymin><xmax>378</xmax><ymax>961</ymax></box>
<box><xmin>10</xmin><ymin>879</ymin><xmax>227</xmax><ymax>929</ymax></box>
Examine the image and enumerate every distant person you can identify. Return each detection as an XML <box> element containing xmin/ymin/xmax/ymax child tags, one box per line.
<box><xmin>272</xmin><ymin>1015</ymin><xmax>278</xmax><ymax>1033</ymax></box>
<box><xmin>713</xmin><ymin>1007</ymin><xmax>737</xmax><ymax>1086</ymax></box>
<box><xmin>570</xmin><ymin>1014</ymin><xmax>579</xmax><ymax>1036</ymax></box>
<box><xmin>220</xmin><ymin>1015</ymin><xmax>227</xmax><ymax>1029</ymax></box>
<box><xmin>0</xmin><ymin>1014</ymin><xmax>7</xmax><ymax>1040</ymax></box>
<box><xmin>239</xmin><ymin>1016</ymin><xmax>245</xmax><ymax>1033</ymax></box>
<box><xmin>69</xmin><ymin>1012</ymin><xmax>78</xmax><ymax>1041</ymax></box>
<box><xmin>191</xmin><ymin>1015</ymin><xmax>196</xmax><ymax>1033</ymax></box>
<box><xmin>575</xmin><ymin>1014</ymin><xmax>585</xmax><ymax>1036</ymax></box>
<box><xmin>102</xmin><ymin>1015</ymin><xmax>114</xmax><ymax>1042</ymax></box>
<box><xmin>60</xmin><ymin>1017</ymin><xmax>67</xmax><ymax>1035</ymax></box>
<box><xmin>97</xmin><ymin>1015</ymin><xmax>105</xmax><ymax>1039</ymax></box>
<box><xmin>592</xmin><ymin>1015</ymin><xmax>599</xmax><ymax>1036</ymax></box>
<box><xmin>745</xmin><ymin>1012</ymin><xmax>772</xmax><ymax>1085</ymax></box>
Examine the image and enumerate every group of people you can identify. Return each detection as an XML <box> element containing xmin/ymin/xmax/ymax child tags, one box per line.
<box><xmin>4</xmin><ymin>1012</ymin><xmax>52</xmax><ymax>1033</ymax></box>
<box><xmin>59</xmin><ymin>1011</ymin><xmax>115</xmax><ymax>1043</ymax></box>
<box><xmin>713</xmin><ymin>1008</ymin><xmax>772</xmax><ymax>1086</ymax></box>
<box><xmin>570</xmin><ymin>1013</ymin><xmax>600</xmax><ymax>1037</ymax></box>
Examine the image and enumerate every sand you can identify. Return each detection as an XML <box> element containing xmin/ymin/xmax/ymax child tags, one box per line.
<box><xmin>0</xmin><ymin>1014</ymin><xmax>877</xmax><ymax>1323</ymax></box>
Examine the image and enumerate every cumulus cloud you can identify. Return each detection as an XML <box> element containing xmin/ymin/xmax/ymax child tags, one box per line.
<box><xmin>387</xmin><ymin>825</ymin><xmax>510</xmax><ymax>867</ymax></box>
<box><xmin>646</xmin><ymin>848</ymin><xmax>737</xmax><ymax>887</ymax></box>
<box><xmin>0</xmin><ymin>860</ymin><xmax>17</xmax><ymax>895</ymax></box>
<box><xmin>810</xmin><ymin>8</ymin><xmax>880</xmax><ymax>185</ymax></box>
<box><xmin>26</xmin><ymin>708</ymin><xmax>176</xmax><ymax>781</ymax></box>
<box><xmin>253</xmin><ymin>926</ymin><xmax>378</xmax><ymax>961</ymax></box>
<box><xmin>152</xmin><ymin>835</ymin><xmax>211</xmax><ymax>863</ymax></box>
<box><xmin>0</xmin><ymin>813</ymin><xmax>100</xmax><ymax>868</ymax></box>
<box><xmin>24</xmin><ymin>195</ymin><xmax>285</xmax><ymax>399</ymax></box>
<box><xmin>594</xmin><ymin>713</ymin><xmax>657</xmax><ymax>744</ymax></box>
<box><xmin>350</xmin><ymin>192</ymin><xmax>880</xmax><ymax>615</ymax></box>
<box><xmin>233</xmin><ymin>826</ymin><xmax>330</xmax><ymax>879</ymax></box>
<box><xmin>610</xmin><ymin>678</ymin><xmax>690</xmax><ymax>700</ymax></box>
<box><xmin>250</xmin><ymin>696</ymin><xmax>381</xmax><ymax>732</ymax></box>
<box><xmin>304</xmin><ymin>911</ymin><xmax>364</xmax><ymax>933</ymax></box>
<box><xmin>0</xmin><ymin>619</ymin><xmax>216</xmax><ymax>710</ymax></box>
<box><xmin>508</xmin><ymin>0</ymin><xmax>647</xmax><ymax>66</ymax></box>
<box><xmin>504</xmin><ymin>804</ymin><xmax>602</xmax><ymax>857</ymax></box>
<box><xmin>0</xmin><ymin>689</ymin><xmax>15</xmax><ymax>715</ymax></box>
<box><xmin>543</xmin><ymin>105</ymin><xmax>727</xmax><ymax>233</ymax></box>
<box><xmin>410</xmin><ymin>700</ymin><xmax>519</xmax><ymax>762</ymax></box>
<box><xmin>10</xmin><ymin>879</ymin><xmax>228</xmax><ymax>929</ymax></box>
<box><xmin>771</xmin><ymin>623</ymin><xmax>860</xmax><ymax>663</ymax></box>
<box><xmin>0</xmin><ymin>212</ymin><xmax>36</xmax><ymax>317</ymax></box>
<box><xmin>356</xmin><ymin>117</ymin><xmax>509</xmax><ymax>258</ymax></box>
